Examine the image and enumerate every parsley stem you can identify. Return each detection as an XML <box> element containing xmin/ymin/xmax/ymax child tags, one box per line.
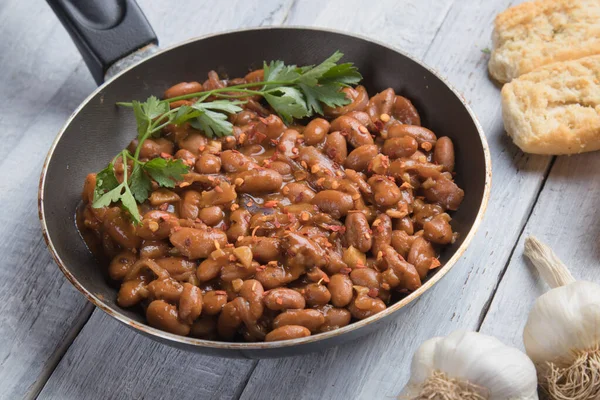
<box><xmin>163</xmin><ymin>81</ymin><xmax>294</xmax><ymax>103</ymax></box>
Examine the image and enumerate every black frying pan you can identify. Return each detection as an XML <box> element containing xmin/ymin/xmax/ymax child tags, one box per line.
<box><xmin>39</xmin><ymin>0</ymin><xmax>491</xmax><ymax>358</ymax></box>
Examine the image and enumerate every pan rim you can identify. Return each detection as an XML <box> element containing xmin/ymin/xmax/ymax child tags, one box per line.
<box><xmin>38</xmin><ymin>25</ymin><xmax>492</xmax><ymax>352</ymax></box>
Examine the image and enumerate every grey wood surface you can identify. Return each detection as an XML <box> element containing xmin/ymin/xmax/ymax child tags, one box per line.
<box><xmin>1</xmin><ymin>0</ymin><xmax>595</xmax><ymax>399</ymax></box>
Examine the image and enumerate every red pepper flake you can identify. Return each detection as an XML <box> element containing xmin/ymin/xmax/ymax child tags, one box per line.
<box><xmin>381</xmin><ymin>283</ymin><xmax>391</xmax><ymax>291</ymax></box>
<box><xmin>264</xmin><ymin>200</ymin><xmax>278</xmax><ymax>208</ymax></box>
<box><xmin>274</xmin><ymin>220</ymin><xmax>281</xmax><ymax>229</ymax></box>
<box><xmin>159</xmin><ymin>152</ymin><xmax>172</xmax><ymax>159</ymax></box>
<box><xmin>367</xmin><ymin>287</ymin><xmax>379</xmax><ymax>298</ymax></box>
<box><xmin>159</xmin><ymin>203</ymin><xmax>169</xmax><ymax>211</ymax></box>
<box><xmin>215</xmin><ymin>290</ymin><xmax>227</xmax><ymax>295</ymax></box>
<box><xmin>214</xmin><ymin>185</ymin><xmax>224</xmax><ymax>193</ymax></box>
<box><xmin>247</xmin><ymin>201</ymin><xmax>254</xmax><ymax>207</ymax></box>
<box><xmin>171</xmin><ymin>226</ymin><xmax>182</xmax><ymax>233</ymax></box>
<box><xmin>257</xmin><ymin>265</ymin><xmax>266</xmax><ymax>271</ymax></box>
<box><xmin>340</xmin><ymin>267</ymin><xmax>352</xmax><ymax>275</ymax></box>
<box><xmin>325</xmin><ymin>225</ymin><xmax>346</xmax><ymax>233</ymax></box>
<box><xmin>429</xmin><ymin>258</ymin><xmax>441</xmax><ymax>270</ymax></box>
<box><xmin>276</xmin><ymin>298</ymin><xmax>283</xmax><ymax>305</ymax></box>
<box><xmin>355</xmin><ymin>263</ymin><xmax>367</xmax><ymax>269</ymax></box>
<box><xmin>339</xmin><ymin>129</ymin><xmax>349</xmax><ymax>137</ymax></box>
<box><xmin>291</xmin><ymin>147</ymin><xmax>299</xmax><ymax>155</ymax></box>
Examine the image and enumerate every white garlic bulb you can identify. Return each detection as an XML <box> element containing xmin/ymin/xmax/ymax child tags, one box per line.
<box><xmin>523</xmin><ymin>236</ymin><xmax>600</xmax><ymax>400</ymax></box>
<box><xmin>401</xmin><ymin>330</ymin><xmax>539</xmax><ymax>400</ymax></box>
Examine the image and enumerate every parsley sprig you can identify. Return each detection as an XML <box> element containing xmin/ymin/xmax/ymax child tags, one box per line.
<box><xmin>93</xmin><ymin>51</ymin><xmax>361</xmax><ymax>223</ymax></box>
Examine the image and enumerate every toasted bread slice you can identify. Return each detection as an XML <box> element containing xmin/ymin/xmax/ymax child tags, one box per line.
<box><xmin>489</xmin><ymin>0</ymin><xmax>600</xmax><ymax>83</ymax></box>
<box><xmin>501</xmin><ymin>55</ymin><xmax>600</xmax><ymax>155</ymax></box>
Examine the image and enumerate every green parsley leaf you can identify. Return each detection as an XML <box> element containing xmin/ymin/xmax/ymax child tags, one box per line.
<box><xmin>298</xmin><ymin>83</ymin><xmax>350</xmax><ymax>115</ymax></box>
<box><xmin>319</xmin><ymin>63</ymin><xmax>363</xmax><ymax>85</ymax></box>
<box><xmin>132</xmin><ymin>96</ymin><xmax>169</xmax><ymax>140</ymax></box>
<box><xmin>129</xmin><ymin>164</ymin><xmax>152</xmax><ymax>203</ymax></box>
<box><xmin>93</xmin><ymin>163</ymin><xmax>120</xmax><ymax>202</ymax></box>
<box><xmin>190</xmin><ymin>111</ymin><xmax>231</xmax><ymax>138</ymax></box>
<box><xmin>119</xmin><ymin>185</ymin><xmax>142</xmax><ymax>223</ymax></box>
<box><xmin>481</xmin><ymin>47</ymin><xmax>491</xmax><ymax>55</ymax></box>
<box><xmin>144</xmin><ymin>158</ymin><xmax>189</xmax><ymax>187</ymax></box>
<box><xmin>263</xmin><ymin>87</ymin><xmax>309</xmax><ymax>123</ymax></box>
<box><xmin>192</xmin><ymin>100</ymin><xmax>245</xmax><ymax>114</ymax></box>
<box><xmin>173</xmin><ymin>105</ymin><xmax>202</xmax><ymax>125</ymax></box>
<box><xmin>297</xmin><ymin>51</ymin><xmax>344</xmax><ymax>86</ymax></box>
<box><xmin>263</xmin><ymin>60</ymin><xmax>300</xmax><ymax>88</ymax></box>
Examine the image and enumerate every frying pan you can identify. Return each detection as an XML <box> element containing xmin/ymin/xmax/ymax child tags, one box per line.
<box><xmin>39</xmin><ymin>0</ymin><xmax>491</xmax><ymax>358</ymax></box>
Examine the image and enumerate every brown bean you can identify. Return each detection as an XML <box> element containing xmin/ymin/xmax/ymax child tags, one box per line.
<box><xmin>303</xmin><ymin>118</ymin><xmax>330</xmax><ymax>145</ymax></box>
<box><xmin>137</xmin><ymin>210</ymin><xmax>179</xmax><ymax>241</ymax></box>
<box><xmin>164</xmin><ymin>81</ymin><xmax>203</xmax><ymax>99</ymax></box>
<box><xmin>244</xmin><ymin>69</ymin><xmax>264</xmax><ymax>83</ymax></box>
<box><xmin>170</xmin><ymin>227</ymin><xmax>228</xmax><ymax>260</ymax></box>
<box><xmin>273</xmin><ymin>309</ymin><xmax>325</xmax><ymax>333</ymax></box>
<box><xmin>148</xmin><ymin>188</ymin><xmax>180</xmax><ymax>207</ymax></box>
<box><xmin>263</xmin><ymin>288</ymin><xmax>306</xmax><ymax>310</ymax></box>
<box><xmin>265</xmin><ymin>325</ymin><xmax>311</xmax><ymax>342</ymax></box>
<box><xmin>259</xmin><ymin>114</ymin><xmax>286</xmax><ymax>140</ymax></box>
<box><xmin>175</xmin><ymin>149</ymin><xmax>197</xmax><ymax>167</ymax></box>
<box><xmin>195</xmin><ymin>154</ymin><xmax>222</xmax><ymax>174</ymax></box>
<box><xmin>303</xmin><ymin>283</ymin><xmax>332</xmax><ymax>307</ymax></box>
<box><xmin>328</xmin><ymin>274</ymin><xmax>353</xmax><ymax>307</ymax></box>
<box><xmin>380</xmin><ymin>245</ymin><xmax>421</xmax><ymax>291</ymax></box>
<box><xmin>433</xmin><ymin>136</ymin><xmax>455</xmax><ymax>172</ymax></box>
<box><xmin>239</xmin><ymin>279</ymin><xmax>264</xmax><ymax>319</ymax></box>
<box><xmin>146</xmin><ymin>300</ymin><xmax>191</xmax><ymax>336</ymax></box>
<box><xmin>330</xmin><ymin>115</ymin><xmax>374</xmax><ymax>148</ymax></box>
<box><xmin>366</xmin><ymin>88</ymin><xmax>395</xmax><ymax>123</ymax></box>
<box><xmin>324</xmin><ymin>85</ymin><xmax>369</xmax><ymax>117</ymax></box>
<box><xmin>217</xmin><ymin>299</ymin><xmax>242</xmax><ymax>339</ymax></box>
<box><xmin>109</xmin><ymin>250</ymin><xmax>137</xmax><ymax>281</ymax></box>
<box><xmin>345</xmin><ymin>212</ymin><xmax>373</xmax><ymax>253</ymax></box>
<box><xmin>255</xmin><ymin>265</ymin><xmax>293</xmax><ymax>289</ymax></box>
<box><xmin>190</xmin><ymin>316</ymin><xmax>217</xmax><ymax>339</ymax></box>
<box><xmin>342</xmin><ymin>246</ymin><xmax>367</xmax><ymax>269</ymax></box>
<box><xmin>226</xmin><ymin>209</ymin><xmax>250</xmax><ymax>242</ymax></box>
<box><xmin>197</xmin><ymin>258</ymin><xmax>221</xmax><ymax>282</ymax></box>
<box><xmin>82</xmin><ymin>173</ymin><xmax>96</xmax><ymax>204</ymax></box>
<box><xmin>318</xmin><ymin>306</ymin><xmax>352</xmax><ymax>332</ymax></box>
<box><xmin>202</xmin><ymin>290</ymin><xmax>228</xmax><ymax>315</ymax></box>
<box><xmin>177</xmin><ymin>132</ymin><xmax>208</xmax><ymax>155</ymax></box>
<box><xmin>137</xmin><ymin>138</ymin><xmax>174</xmax><ymax>160</ymax></box>
<box><xmin>179</xmin><ymin>283</ymin><xmax>203</xmax><ymax>324</ymax></box>
<box><xmin>103</xmin><ymin>207</ymin><xmax>141</xmax><ymax>249</ymax></box>
<box><xmin>220</xmin><ymin>150</ymin><xmax>258</xmax><ymax>172</ymax></box>
<box><xmin>154</xmin><ymin>257</ymin><xmax>196</xmax><ymax>279</ymax></box>
<box><xmin>423</xmin><ymin>214</ymin><xmax>453</xmax><ymax>244</ymax></box>
<box><xmin>345</xmin><ymin>145</ymin><xmax>378</xmax><ymax>172</ymax></box>
<box><xmin>348</xmin><ymin>293</ymin><xmax>386</xmax><ymax>320</ymax></box>
<box><xmin>372</xmin><ymin>214</ymin><xmax>392</xmax><ymax>256</ymax></box>
<box><xmin>391</xmin><ymin>230</ymin><xmax>416</xmax><ymax>259</ymax></box>
<box><xmin>277</xmin><ymin>129</ymin><xmax>301</xmax><ymax>157</ymax></box>
<box><xmin>368</xmin><ymin>176</ymin><xmax>402</xmax><ymax>208</ymax></box>
<box><xmin>350</xmin><ymin>268</ymin><xmax>380</xmax><ymax>288</ymax></box>
<box><xmin>146</xmin><ymin>278</ymin><xmax>184</xmax><ymax>303</ymax></box>
<box><xmin>236</xmin><ymin>236</ymin><xmax>281</xmax><ymax>263</ymax></box>
<box><xmin>394</xmin><ymin>216</ymin><xmax>414</xmax><ymax>235</ymax></box>
<box><xmin>382</xmin><ymin>136</ymin><xmax>418</xmax><ymax>159</ymax></box>
<box><xmin>198</xmin><ymin>206</ymin><xmax>224</xmax><ymax>226</ymax></box>
<box><xmin>179</xmin><ymin>190</ymin><xmax>201</xmax><ymax>220</ymax></box>
<box><xmin>283</xmin><ymin>182</ymin><xmax>316</xmax><ymax>203</ymax></box>
<box><xmin>236</xmin><ymin>169</ymin><xmax>283</xmax><ymax>194</ymax></box>
<box><xmin>392</xmin><ymin>95</ymin><xmax>421</xmax><ymax>126</ymax></box>
<box><xmin>311</xmin><ymin>190</ymin><xmax>353</xmax><ymax>219</ymax></box>
<box><xmin>220</xmin><ymin>261</ymin><xmax>257</xmax><ymax>282</ymax></box>
<box><xmin>422</xmin><ymin>176</ymin><xmax>464</xmax><ymax>211</ymax></box>
<box><xmin>388</xmin><ymin>124</ymin><xmax>437</xmax><ymax>148</ymax></box>
<box><xmin>117</xmin><ymin>279</ymin><xmax>147</xmax><ymax>307</ymax></box>
<box><xmin>323</xmin><ymin>131</ymin><xmax>348</xmax><ymax>164</ymax></box>
<box><xmin>408</xmin><ymin>237</ymin><xmax>436</xmax><ymax>279</ymax></box>
<box><xmin>270</xmin><ymin>161</ymin><xmax>292</xmax><ymax>176</ymax></box>
<box><xmin>199</xmin><ymin>182</ymin><xmax>237</xmax><ymax>207</ymax></box>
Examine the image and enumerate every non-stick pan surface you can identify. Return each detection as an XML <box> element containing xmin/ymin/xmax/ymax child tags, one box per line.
<box><xmin>39</xmin><ymin>27</ymin><xmax>491</xmax><ymax>358</ymax></box>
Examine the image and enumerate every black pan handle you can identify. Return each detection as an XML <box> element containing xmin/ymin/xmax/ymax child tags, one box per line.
<box><xmin>46</xmin><ymin>0</ymin><xmax>158</xmax><ymax>84</ymax></box>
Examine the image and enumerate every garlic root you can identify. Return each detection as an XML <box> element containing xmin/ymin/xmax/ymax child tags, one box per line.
<box><xmin>405</xmin><ymin>371</ymin><xmax>489</xmax><ymax>400</ymax></box>
<box><xmin>545</xmin><ymin>350</ymin><xmax>600</xmax><ymax>400</ymax></box>
<box><xmin>523</xmin><ymin>237</ymin><xmax>575</xmax><ymax>288</ymax></box>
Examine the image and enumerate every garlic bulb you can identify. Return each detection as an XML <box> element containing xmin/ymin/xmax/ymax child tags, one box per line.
<box><xmin>523</xmin><ymin>236</ymin><xmax>600</xmax><ymax>400</ymax></box>
<box><xmin>401</xmin><ymin>330</ymin><xmax>538</xmax><ymax>400</ymax></box>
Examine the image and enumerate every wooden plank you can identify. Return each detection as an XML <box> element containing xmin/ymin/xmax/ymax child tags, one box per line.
<box><xmin>479</xmin><ymin>152</ymin><xmax>600</xmax><ymax>350</ymax></box>
<box><xmin>238</xmin><ymin>1</ymin><xmax>555</xmax><ymax>399</ymax></box>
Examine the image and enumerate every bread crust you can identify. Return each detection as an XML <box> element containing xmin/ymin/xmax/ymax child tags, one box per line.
<box><xmin>489</xmin><ymin>0</ymin><xmax>600</xmax><ymax>83</ymax></box>
<box><xmin>501</xmin><ymin>55</ymin><xmax>600</xmax><ymax>155</ymax></box>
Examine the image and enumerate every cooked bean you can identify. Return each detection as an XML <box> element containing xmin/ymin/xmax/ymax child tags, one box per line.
<box><xmin>202</xmin><ymin>290</ymin><xmax>228</xmax><ymax>315</ymax></box>
<box><xmin>328</xmin><ymin>274</ymin><xmax>353</xmax><ymax>307</ymax></box>
<box><xmin>304</xmin><ymin>118</ymin><xmax>330</xmax><ymax>145</ymax></box>
<box><xmin>391</xmin><ymin>230</ymin><xmax>416</xmax><ymax>258</ymax></box>
<box><xmin>81</xmin><ymin>173</ymin><xmax>96</xmax><ymax>204</ymax></box>
<box><xmin>175</xmin><ymin>149</ymin><xmax>197</xmax><ymax>167</ymax></box>
<box><xmin>198</xmin><ymin>206</ymin><xmax>224</xmax><ymax>226</ymax></box>
<box><xmin>388</xmin><ymin>124</ymin><xmax>437</xmax><ymax>148</ymax></box>
<box><xmin>330</xmin><ymin>115</ymin><xmax>374</xmax><ymax>148</ymax></box>
<box><xmin>423</xmin><ymin>214</ymin><xmax>453</xmax><ymax>244</ymax></box>
<box><xmin>226</xmin><ymin>209</ymin><xmax>251</xmax><ymax>242</ymax></box>
<box><xmin>102</xmin><ymin>207</ymin><xmax>141</xmax><ymax>249</ymax></box>
<box><xmin>164</xmin><ymin>81</ymin><xmax>203</xmax><ymax>99</ymax></box>
<box><xmin>236</xmin><ymin>169</ymin><xmax>283</xmax><ymax>194</ymax></box>
<box><xmin>433</xmin><ymin>136</ymin><xmax>455</xmax><ymax>172</ymax></box>
<box><xmin>368</xmin><ymin>175</ymin><xmax>402</xmax><ymax>208</ymax></box>
<box><xmin>345</xmin><ymin>212</ymin><xmax>373</xmax><ymax>253</ymax></box>
<box><xmin>190</xmin><ymin>316</ymin><xmax>217</xmax><ymax>339</ymax></box>
<box><xmin>179</xmin><ymin>190</ymin><xmax>202</xmax><ymax>220</ymax></box>
<box><xmin>311</xmin><ymin>190</ymin><xmax>353</xmax><ymax>219</ymax></box>
<box><xmin>320</xmin><ymin>132</ymin><xmax>347</xmax><ymax>165</ymax></box>
<box><xmin>260</xmin><ymin>114</ymin><xmax>286</xmax><ymax>140</ymax></box>
<box><xmin>179</xmin><ymin>283</ymin><xmax>202</xmax><ymax>324</ymax></box>
<box><xmin>255</xmin><ymin>265</ymin><xmax>293</xmax><ymax>289</ymax></box>
<box><xmin>348</xmin><ymin>293</ymin><xmax>386</xmax><ymax>320</ymax></box>
<box><xmin>197</xmin><ymin>258</ymin><xmax>221</xmax><ymax>282</ymax></box>
<box><xmin>265</xmin><ymin>325</ymin><xmax>311</xmax><ymax>341</ymax></box>
<box><xmin>392</xmin><ymin>95</ymin><xmax>421</xmax><ymax>126</ymax></box>
<box><xmin>273</xmin><ymin>309</ymin><xmax>325</xmax><ymax>333</ymax></box>
<box><xmin>270</xmin><ymin>161</ymin><xmax>292</xmax><ymax>176</ymax></box>
<box><xmin>342</xmin><ymin>246</ymin><xmax>367</xmax><ymax>269</ymax></box>
<box><xmin>195</xmin><ymin>153</ymin><xmax>222</xmax><ymax>174</ymax></box>
<box><xmin>324</xmin><ymin>85</ymin><xmax>369</xmax><ymax>117</ymax></box>
<box><xmin>109</xmin><ymin>250</ymin><xmax>137</xmax><ymax>281</ymax></box>
<box><xmin>217</xmin><ymin>299</ymin><xmax>242</xmax><ymax>339</ymax></box>
<box><xmin>199</xmin><ymin>182</ymin><xmax>237</xmax><ymax>207</ymax></box>
<box><xmin>146</xmin><ymin>278</ymin><xmax>184</xmax><ymax>303</ymax></box>
<box><xmin>319</xmin><ymin>306</ymin><xmax>352</xmax><ymax>332</ymax></box>
<box><xmin>177</xmin><ymin>132</ymin><xmax>208</xmax><ymax>155</ymax></box>
<box><xmin>381</xmin><ymin>245</ymin><xmax>421</xmax><ymax>291</ymax></box>
<box><xmin>422</xmin><ymin>176</ymin><xmax>464</xmax><ymax>211</ymax></box>
<box><xmin>220</xmin><ymin>150</ymin><xmax>258</xmax><ymax>172</ymax></box>
<box><xmin>263</xmin><ymin>288</ymin><xmax>306</xmax><ymax>310</ymax></box>
<box><xmin>303</xmin><ymin>283</ymin><xmax>332</xmax><ymax>307</ymax></box>
<box><xmin>236</xmin><ymin>236</ymin><xmax>281</xmax><ymax>263</ymax></box>
<box><xmin>170</xmin><ymin>227</ymin><xmax>228</xmax><ymax>260</ymax></box>
<box><xmin>137</xmin><ymin>210</ymin><xmax>179</xmax><ymax>241</ymax></box>
<box><xmin>155</xmin><ymin>257</ymin><xmax>196</xmax><ymax>279</ymax></box>
<box><xmin>117</xmin><ymin>279</ymin><xmax>147</xmax><ymax>307</ymax></box>
<box><xmin>146</xmin><ymin>300</ymin><xmax>191</xmax><ymax>336</ymax></box>
<box><xmin>382</xmin><ymin>136</ymin><xmax>418</xmax><ymax>159</ymax></box>
<box><xmin>345</xmin><ymin>145</ymin><xmax>378</xmax><ymax>172</ymax></box>
<box><xmin>394</xmin><ymin>216</ymin><xmax>414</xmax><ymax>235</ymax></box>
<box><xmin>283</xmin><ymin>182</ymin><xmax>315</xmax><ymax>203</ymax></box>
<box><xmin>366</xmin><ymin>88</ymin><xmax>395</xmax><ymax>123</ymax></box>
<box><xmin>408</xmin><ymin>237</ymin><xmax>436</xmax><ymax>279</ymax></box>
<box><xmin>220</xmin><ymin>260</ymin><xmax>257</xmax><ymax>282</ymax></box>
<box><xmin>350</xmin><ymin>268</ymin><xmax>380</xmax><ymax>288</ymax></box>
<box><xmin>277</xmin><ymin>129</ymin><xmax>301</xmax><ymax>157</ymax></box>
<box><xmin>371</xmin><ymin>214</ymin><xmax>392</xmax><ymax>256</ymax></box>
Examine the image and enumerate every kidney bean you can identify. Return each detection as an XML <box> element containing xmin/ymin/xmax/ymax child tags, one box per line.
<box><xmin>195</xmin><ymin>153</ymin><xmax>222</xmax><ymax>174</ymax></box>
<box><xmin>283</xmin><ymin>182</ymin><xmax>316</xmax><ymax>203</ymax></box>
<box><xmin>170</xmin><ymin>227</ymin><xmax>228</xmax><ymax>260</ymax></box>
<box><xmin>265</xmin><ymin>325</ymin><xmax>311</xmax><ymax>341</ymax></box>
<box><xmin>413</xmin><ymin>202</ymin><xmax>444</xmax><ymax>227</ymax></box>
<box><xmin>82</xmin><ymin>173</ymin><xmax>96</xmax><ymax>204</ymax></box>
<box><xmin>175</xmin><ymin>148</ymin><xmax>197</xmax><ymax>166</ymax></box>
<box><xmin>328</xmin><ymin>274</ymin><xmax>353</xmax><ymax>307</ymax></box>
<box><xmin>303</xmin><ymin>283</ymin><xmax>332</xmax><ymax>307</ymax></box>
<box><xmin>255</xmin><ymin>265</ymin><xmax>293</xmax><ymax>289</ymax></box>
<box><xmin>345</xmin><ymin>212</ymin><xmax>373</xmax><ymax>253</ymax></box>
<box><xmin>178</xmin><ymin>283</ymin><xmax>202</xmax><ymax>324</ymax></box>
<box><xmin>234</xmin><ymin>110</ymin><xmax>257</xmax><ymax>126</ymax></box>
<box><xmin>270</xmin><ymin>161</ymin><xmax>292</xmax><ymax>176</ymax></box>
<box><xmin>202</xmin><ymin>290</ymin><xmax>228</xmax><ymax>315</ymax></box>
<box><xmin>154</xmin><ymin>257</ymin><xmax>196</xmax><ymax>278</ymax></box>
<box><xmin>277</xmin><ymin>129</ymin><xmax>301</xmax><ymax>157</ymax></box>
<box><xmin>422</xmin><ymin>176</ymin><xmax>464</xmax><ymax>211</ymax></box>
<box><xmin>319</xmin><ymin>132</ymin><xmax>346</xmax><ymax>165</ymax></box>
<box><xmin>342</xmin><ymin>246</ymin><xmax>367</xmax><ymax>269</ymax></box>
<box><xmin>388</xmin><ymin>124</ymin><xmax>437</xmax><ymax>149</ymax></box>
<box><xmin>137</xmin><ymin>210</ymin><xmax>179</xmax><ymax>241</ymax></box>
<box><xmin>236</xmin><ymin>169</ymin><xmax>283</xmax><ymax>194</ymax></box>
<box><xmin>260</xmin><ymin>114</ymin><xmax>286</xmax><ymax>140</ymax></box>
<box><xmin>285</xmin><ymin>232</ymin><xmax>327</xmax><ymax>270</ymax></box>
<box><xmin>318</xmin><ymin>306</ymin><xmax>352</xmax><ymax>332</ymax></box>
<box><xmin>117</xmin><ymin>279</ymin><xmax>148</xmax><ymax>307</ymax></box>
<box><xmin>109</xmin><ymin>250</ymin><xmax>137</xmax><ymax>281</ymax></box>
<box><xmin>196</xmin><ymin>258</ymin><xmax>221</xmax><ymax>282</ymax></box>
<box><xmin>221</xmin><ymin>260</ymin><xmax>257</xmax><ymax>282</ymax></box>
<box><xmin>368</xmin><ymin>176</ymin><xmax>402</xmax><ymax>208</ymax></box>
<box><xmin>190</xmin><ymin>316</ymin><xmax>217</xmax><ymax>339</ymax></box>
<box><xmin>330</xmin><ymin>115</ymin><xmax>374</xmax><ymax>148</ymax></box>
<box><xmin>350</xmin><ymin>268</ymin><xmax>381</xmax><ymax>288</ymax></box>
<box><xmin>164</xmin><ymin>81</ymin><xmax>203</xmax><ymax>99</ymax></box>
<box><xmin>177</xmin><ymin>132</ymin><xmax>208</xmax><ymax>155</ymax></box>
<box><xmin>324</xmin><ymin>85</ymin><xmax>369</xmax><ymax>117</ymax></box>
<box><xmin>220</xmin><ymin>150</ymin><xmax>258</xmax><ymax>172</ymax></box>
<box><xmin>146</xmin><ymin>278</ymin><xmax>184</xmax><ymax>303</ymax></box>
<box><xmin>391</xmin><ymin>230</ymin><xmax>416</xmax><ymax>259</ymax></box>
<box><xmin>371</xmin><ymin>214</ymin><xmax>392</xmax><ymax>256</ymax></box>
<box><xmin>394</xmin><ymin>216</ymin><xmax>414</xmax><ymax>235</ymax></box>
<box><xmin>311</xmin><ymin>190</ymin><xmax>353</xmax><ymax>219</ymax></box>
<box><xmin>433</xmin><ymin>137</ymin><xmax>455</xmax><ymax>172</ymax></box>
<box><xmin>304</xmin><ymin>118</ymin><xmax>330</xmax><ymax>145</ymax></box>
<box><xmin>136</xmin><ymin>138</ymin><xmax>174</xmax><ymax>160</ymax></box>
<box><xmin>102</xmin><ymin>207</ymin><xmax>141</xmax><ymax>249</ymax></box>
<box><xmin>146</xmin><ymin>300</ymin><xmax>191</xmax><ymax>336</ymax></box>
<box><xmin>369</xmin><ymin>154</ymin><xmax>390</xmax><ymax>175</ymax></box>
<box><xmin>178</xmin><ymin>191</ymin><xmax>201</xmax><ymax>220</ymax></box>
<box><xmin>263</xmin><ymin>288</ymin><xmax>306</xmax><ymax>310</ymax></box>
<box><xmin>346</xmin><ymin>111</ymin><xmax>374</xmax><ymax>130</ymax></box>
<box><xmin>217</xmin><ymin>299</ymin><xmax>242</xmax><ymax>339</ymax></box>
<box><xmin>366</xmin><ymin>88</ymin><xmax>395</xmax><ymax>123</ymax></box>
<box><xmin>408</xmin><ymin>237</ymin><xmax>436</xmax><ymax>279</ymax></box>
<box><xmin>236</xmin><ymin>236</ymin><xmax>281</xmax><ymax>263</ymax></box>
<box><xmin>423</xmin><ymin>214</ymin><xmax>453</xmax><ymax>244</ymax></box>
<box><xmin>382</xmin><ymin>136</ymin><xmax>418</xmax><ymax>159</ymax></box>
<box><xmin>380</xmin><ymin>245</ymin><xmax>421</xmax><ymax>291</ymax></box>
<box><xmin>345</xmin><ymin>145</ymin><xmax>378</xmax><ymax>172</ymax></box>
<box><xmin>224</xmin><ymin>209</ymin><xmax>249</xmax><ymax>242</ymax></box>
<box><xmin>149</xmin><ymin>189</ymin><xmax>180</xmax><ymax>206</ymax></box>
<box><xmin>273</xmin><ymin>309</ymin><xmax>325</xmax><ymax>333</ymax></box>
<box><xmin>392</xmin><ymin>95</ymin><xmax>421</xmax><ymax>126</ymax></box>
<box><xmin>348</xmin><ymin>292</ymin><xmax>386</xmax><ymax>320</ymax></box>
<box><xmin>198</xmin><ymin>206</ymin><xmax>224</xmax><ymax>226</ymax></box>
<box><xmin>239</xmin><ymin>279</ymin><xmax>264</xmax><ymax>318</ymax></box>
<box><xmin>244</xmin><ymin>69</ymin><xmax>264</xmax><ymax>83</ymax></box>
<box><xmin>199</xmin><ymin>182</ymin><xmax>237</xmax><ymax>206</ymax></box>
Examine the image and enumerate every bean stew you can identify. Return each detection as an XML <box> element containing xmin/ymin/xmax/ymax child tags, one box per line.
<box><xmin>78</xmin><ymin>63</ymin><xmax>464</xmax><ymax>342</ymax></box>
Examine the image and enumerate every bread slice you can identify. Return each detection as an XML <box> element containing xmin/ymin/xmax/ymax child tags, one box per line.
<box><xmin>489</xmin><ymin>0</ymin><xmax>600</xmax><ymax>83</ymax></box>
<box><xmin>501</xmin><ymin>55</ymin><xmax>600</xmax><ymax>155</ymax></box>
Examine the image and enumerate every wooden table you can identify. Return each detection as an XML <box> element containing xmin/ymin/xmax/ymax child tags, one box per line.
<box><xmin>2</xmin><ymin>0</ymin><xmax>597</xmax><ymax>398</ymax></box>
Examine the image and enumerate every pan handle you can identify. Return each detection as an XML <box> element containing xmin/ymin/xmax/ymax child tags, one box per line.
<box><xmin>46</xmin><ymin>0</ymin><xmax>158</xmax><ymax>85</ymax></box>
